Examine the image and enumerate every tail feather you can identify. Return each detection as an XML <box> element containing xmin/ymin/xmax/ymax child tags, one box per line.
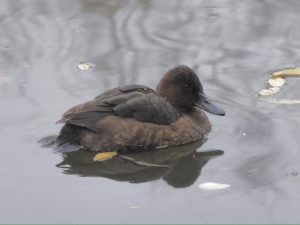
<box><xmin>57</xmin><ymin>124</ymin><xmax>84</xmax><ymax>146</ymax></box>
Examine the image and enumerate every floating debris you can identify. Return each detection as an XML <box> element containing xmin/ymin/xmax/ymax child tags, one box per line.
<box><xmin>93</xmin><ymin>151</ymin><xmax>118</xmax><ymax>161</ymax></box>
<box><xmin>258</xmin><ymin>77</ymin><xmax>285</xmax><ymax>97</ymax></box>
<box><xmin>272</xmin><ymin>67</ymin><xmax>300</xmax><ymax>78</ymax></box>
<box><xmin>199</xmin><ymin>182</ymin><xmax>231</xmax><ymax>191</ymax></box>
<box><xmin>260</xmin><ymin>98</ymin><xmax>300</xmax><ymax>104</ymax></box>
<box><xmin>257</xmin><ymin>67</ymin><xmax>300</xmax><ymax>103</ymax></box>
<box><xmin>268</xmin><ymin>77</ymin><xmax>285</xmax><ymax>87</ymax></box>
<box><xmin>257</xmin><ymin>87</ymin><xmax>281</xmax><ymax>96</ymax></box>
<box><xmin>77</xmin><ymin>62</ymin><xmax>96</xmax><ymax>72</ymax></box>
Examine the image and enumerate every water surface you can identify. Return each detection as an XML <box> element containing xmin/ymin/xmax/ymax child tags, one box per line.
<box><xmin>1</xmin><ymin>0</ymin><xmax>300</xmax><ymax>223</ymax></box>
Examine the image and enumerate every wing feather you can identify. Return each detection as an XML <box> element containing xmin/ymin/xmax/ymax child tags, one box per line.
<box><xmin>57</xmin><ymin>85</ymin><xmax>179</xmax><ymax>131</ymax></box>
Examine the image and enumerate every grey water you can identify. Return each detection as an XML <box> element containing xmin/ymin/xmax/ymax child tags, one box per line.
<box><xmin>1</xmin><ymin>0</ymin><xmax>300</xmax><ymax>223</ymax></box>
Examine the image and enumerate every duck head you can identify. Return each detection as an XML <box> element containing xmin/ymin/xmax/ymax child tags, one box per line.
<box><xmin>156</xmin><ymin>65</ymin><xmax>225</xmax><ymax>115</ymax></box>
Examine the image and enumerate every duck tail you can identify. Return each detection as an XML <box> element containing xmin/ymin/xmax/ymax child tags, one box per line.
<box><xmin>57</xmin><ymin>124</ymin><xmax>82</xmax><ymax>146</ymax></box>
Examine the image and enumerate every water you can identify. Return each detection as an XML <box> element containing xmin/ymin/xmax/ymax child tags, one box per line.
<box><xmin>1</xmin><ymin>0</ymin><xmax>300</xmax><ymax>223</ymax></box>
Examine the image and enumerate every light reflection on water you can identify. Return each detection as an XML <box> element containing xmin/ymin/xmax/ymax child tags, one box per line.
<box><xmin>1</xmin><ymin>0</ymin><xmax>300</xmax><ymax>223</ymax></box>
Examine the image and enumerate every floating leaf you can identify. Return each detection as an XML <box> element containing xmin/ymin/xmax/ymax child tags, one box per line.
<box><xmin>78</xmin><ymin>63</ymin><xmax>90</xmax><ymax>71</ymax></box>
<box><xmin>77</xmin><ymin>62</ymin><xmax>95</xmax><ymax>72</ymax></box>
<box><xmin>272</xmin><ymin>67</ymin><xmax>300</xmax><ymax>78</ymax></box>
<box><xmin>199</xmin><ymin>182</ymin><xmax>231</xmax><ymax>190</ymax></box>
<box><xmin>258</xmin><ymin>67</ymin><xmax>300</xmax><ymax>103</ymax></box>
<box><xmin>268</xmin><ymin>77</ymin><xmax>285</xmax><ymax>87</ymax></box>
<box><xmin>93</xmin><ymin>151</ymin><xmax>118</xmax><ymax>161</ymax></box>
<box><xmin>257</xmin><ymin>87</ymin><xmax>281</xmax><ymax>96</ymax></box>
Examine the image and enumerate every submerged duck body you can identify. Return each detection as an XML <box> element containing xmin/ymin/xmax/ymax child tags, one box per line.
<box><xmin>57</xmin><ymin>65</ymin><xmax>225</xmax><ymax>152</ymax></box>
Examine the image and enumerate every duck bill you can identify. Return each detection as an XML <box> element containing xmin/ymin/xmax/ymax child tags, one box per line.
<box><xmin>197</xmin><ymin>93</ymin><xmax>225</xmax><ymax>116</ymax></box>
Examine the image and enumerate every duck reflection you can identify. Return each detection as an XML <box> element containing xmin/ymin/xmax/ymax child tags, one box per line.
<box><xmin>56</xmin><ymin>141</ymin><xmax>224</xmax><ymax>188</ymax></box>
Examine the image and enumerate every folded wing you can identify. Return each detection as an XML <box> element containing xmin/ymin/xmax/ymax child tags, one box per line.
<box><xmin>57</xmin><ymin>85</ymin><xmax>179</xmax><ymax>132</ymax></box>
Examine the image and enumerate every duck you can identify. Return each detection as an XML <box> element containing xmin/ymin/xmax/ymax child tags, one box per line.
<box><xmin>57</xmin><ymin>65</ymin><xmax>225</xmax><ymax>153</ymax></box>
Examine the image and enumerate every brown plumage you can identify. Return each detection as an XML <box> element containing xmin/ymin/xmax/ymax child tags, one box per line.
<box><xmin>57</xmin><ymin>65</ymin><xmax>225</xmax><ymax>152</ymax></box>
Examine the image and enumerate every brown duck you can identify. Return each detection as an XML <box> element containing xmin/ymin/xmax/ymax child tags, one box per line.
<box><xmin>57</xmin><ymin>65</ymin><xmax>225</xmax><ymax>152</ymax></box>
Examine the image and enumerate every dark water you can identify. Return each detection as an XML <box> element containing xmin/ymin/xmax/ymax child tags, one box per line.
<box><xmin>1</xmin><ymin>0</ymin><xmax>300</xmax><ymax>223</ymax></box>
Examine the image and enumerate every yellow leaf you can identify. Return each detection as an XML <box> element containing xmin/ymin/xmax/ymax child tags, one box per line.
<box><xmin>77</xmin><ymin>63</ymin><xmax>91</xmax><ymax>71</ymax></box>
<box><xmin>93</xmin><ymin>151</ymin><xmax>118</xmax><ymax>161</ymax></box>
<box><xmin>272</xmin><ymin>67</ymin><xmax>300</xmax><ymax>78</ymax></box>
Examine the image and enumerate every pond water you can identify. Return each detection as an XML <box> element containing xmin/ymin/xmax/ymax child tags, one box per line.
<box><xmin>1</xmin><ymin>0</ymin><xmax>300</xmax><ymax>223</ymax></box>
